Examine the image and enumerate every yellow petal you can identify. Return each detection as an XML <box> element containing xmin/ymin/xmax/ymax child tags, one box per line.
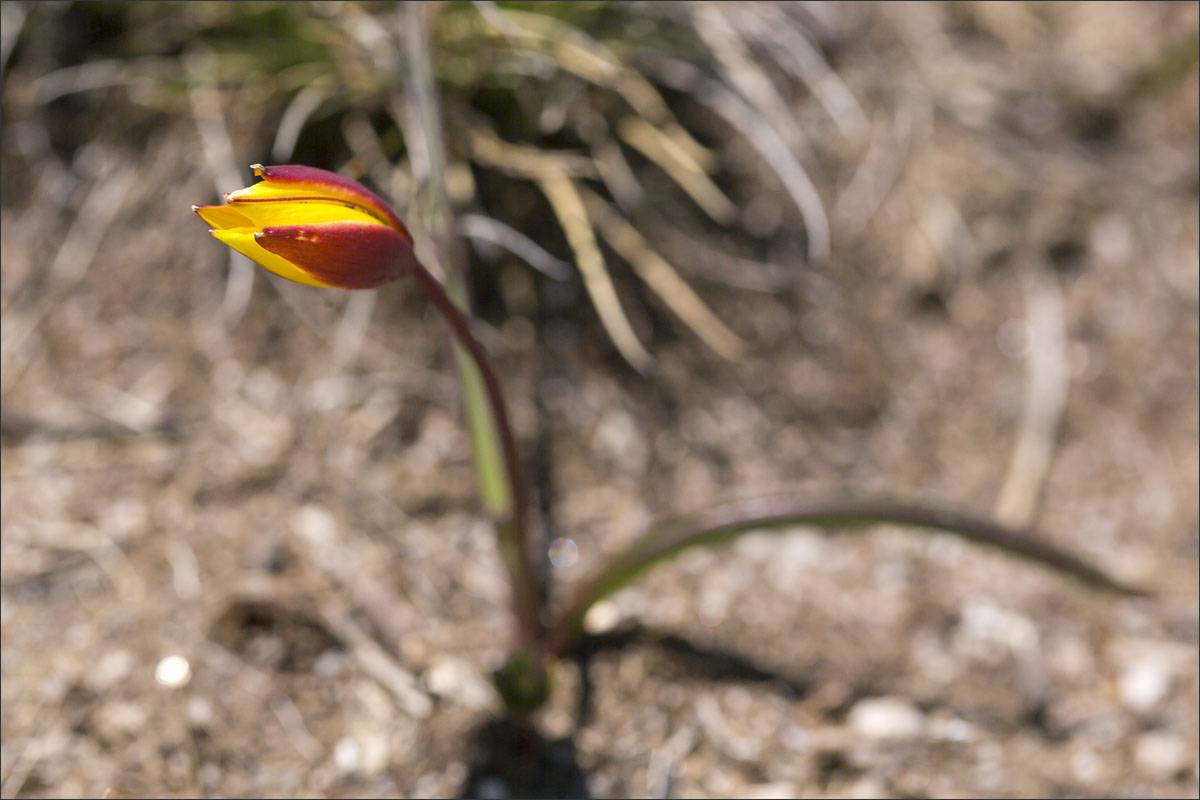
<box><xmin>225</xmin><ymin>198</ymin><xmax>385</xmax><ymax>229</ymax></box>
<box><xmin>232</xmin><ymin>164</ymin><xmax>408</xmax><ymax>234</ymax></box>
<box><xmin>194</xmin><ymin>204</ymin><xmax>254</xmax><ymax>230</ymax></box>
<box><xmin>227</xmin><ymin>181</ymin><xmax>319</xmax><ymax>201</ymax></box>
<box><xmin>210</xmin><ymin>229</ymin><xmax>331</xmax><ymax>288</ymax></box>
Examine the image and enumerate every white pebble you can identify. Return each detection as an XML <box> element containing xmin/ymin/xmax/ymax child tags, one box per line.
<box><xmin>334</xmin><ymin>737</ymin><xmax>360</xmax><ymax>773</ymax></box>
<box><xmin>291</xmin><ymin>505</ymin><xmax>338</xmax><ymax>544</ymax></box>
<box><xmin>926</xmin><ymin>715</ymin><xmax>975</xmax><ymax>742</ymax></box>
<box><xmin>848</xmin><ymin>696</ymin><xmax>924</xmax><ymax>740</ymax></box>
<box><xmin>154</xmin><ymin>654</ymin><xmax>191</xmax><ymax>688</ymax></box>
<box><xmin>1119</xmin><ymin>661</ymin><xmax>1170</xmax><ymax>712</ymax></box>
<box><xmin>423</xmin><ymin>658</ymin><xmax>492</xmax><ymax>709</ymax></box>
<box><xmin>583</xmin><ymin>600</ymin><xmax>621</xmax><ymax>634</ymax></box>
<box><xmin>1135</xmin><ymin>731</ymin><xmax>1189</xmax><ymax>780</ymax></box>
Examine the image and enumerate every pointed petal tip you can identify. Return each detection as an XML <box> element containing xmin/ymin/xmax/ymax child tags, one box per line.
<box><xmin>195</xmin><ymin>202</ymin><xmax>255</xmax><ymax>229</ymax></box>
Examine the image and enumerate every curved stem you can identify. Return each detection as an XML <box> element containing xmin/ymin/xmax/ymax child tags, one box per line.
<box><xmin>411</xmin><ymin>262</ymin><xmax>542</xmax><ymax>646</ymax></box>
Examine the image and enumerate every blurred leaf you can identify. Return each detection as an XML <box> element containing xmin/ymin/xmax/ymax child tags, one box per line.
<box><xmin>547</xmin><ymin>494</ymin><xmax>1143</xmax><ymax>654</ymax></box>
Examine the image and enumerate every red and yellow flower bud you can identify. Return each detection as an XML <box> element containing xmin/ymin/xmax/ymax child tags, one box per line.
<box><xmin>193</xmin><ymin>164</ymin><xmax>418</xmax><ymax>289</ymax></box>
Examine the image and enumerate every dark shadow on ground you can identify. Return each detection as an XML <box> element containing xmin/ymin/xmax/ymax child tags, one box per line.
<box><xmin>459</xmin><ymin>624</ymin><xmax>816</xmax><ymax>798</ymax></box>
<box><xmin>461</xmin><ymin>716</ymin><xmax>590</xmax><ymax>799</ymax></box>
<box><xmin>570</xmin><ymin>624</ymin><xmax>815</xmax><ymax>727</ymax></box>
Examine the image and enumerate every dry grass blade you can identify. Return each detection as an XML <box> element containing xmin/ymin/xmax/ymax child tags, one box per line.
<box><xmin>186</xmin><ymin>52</ymin><xmax>256</xmax><ymax>325</ymax></box>
<box><xmin>692</xmin><ymin>2</ymin><xmax>810</xmax><ymax>156</ymax></box>
<box><xmin>471</xmin><ymin>3</ymin><xmax>716</xmax><ymax>171</ymax></box>
<box><xmin>466</xmin><ymin>126</ymin><xmax>598</xmax><ymax>179</ymax></box>
<box><xmin>833</xmin><ymin>106</ymin><xmax>920</xmax><ymax>237</ymax></box>
<box><xmin>644</xmin><ymin>56</ymin><xmax>831</xmax><ymax>263</ymax></box>
<box><xmin>330</xmin><ymin>291</ymin><xmax>377</xmax><ymax>371</ymax></box>
<box><xmin>1</xmin><ymin>165</ymin><xmax>136</xmax><ymax>394</ymax></box>
<box><xmin>994</xmin><ymin>269</ymin><xmax>1068</xmax><ymax>528</ymax></box>
<box><xmin>458</xmin><ymin>213</ymin><xmax>573</xmax><ymax>281</ymax></box>
<box><xmin>731</xmin><ymin>5</ymin><xmax>870</xmax><ymax>143</ymax></box>
<box><xmin>271</xmin><ymin>79</ymin><xmax>336</xmax><ymax>162</ymax></box>
<box><xmin>463</xmin><ymin>116</ymin><xmax>733</xmax><ymax>362</ymax></box>
<box><xmin>32</xmin><ymin>59</ymin><xmax>124</xmax><ymax>103</ymax></box>
<box><xmin>0</xmin><ymin>433</ymin><xmax>176</xmax><ymax>479</ymax></box>
<box><xmin>0</xmin><ymin>724</ymin><xmax>52</xmax><ymax>799</ymax></box>
<box><xmin>537</xmin><ymin>174</ymin><xmax>654</xmax><ymax>373</ymax></box>
<box><xmin>0</xmin><ymin>0</ymin><xmax>27</xmax><ymax>70</ymax></box>
<box><xmin>268</xmin><ymin>694</ymin><xmax>324</xmax><ymax>763</ymax></box>
<box><xmin>569</xmin><ymin>110</ymin><xmax>647</xmax><ymax>212</ymax></box>
<box><xmin>590</xmin><ymin>134</ymin><xmax>646</xmax><ymax>212</ymax></box>
<box><xmin>469</xmin><ymin>1</ymin><xmax>736</xmax><ymax>223</ymax></box>
<box><xmin>342</xmin><ymin>109</ymin><xmax>395</xmax><ymax>207</ymax></box>
<box><xmin>659</xmin><ymin>222</ymin><xmax>843</xmax><ymax>301</ymax></box>
<box><xmin>616</xmin><ymin>116</ymin><xmax>738</xmax><ymax>226</ymax></box>
<box><xmin>579</xmin><ymin>186</ymin><xmax>746</xmax><ymax>361</ymax></box>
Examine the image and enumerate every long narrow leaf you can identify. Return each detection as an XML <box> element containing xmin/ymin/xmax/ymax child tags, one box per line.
<box><xmin>547</xmin><ymin>494</ymin><xmax>1142</xmax><ymax>654</ymax></box>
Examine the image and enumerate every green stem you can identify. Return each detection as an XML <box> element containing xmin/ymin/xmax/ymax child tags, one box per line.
<box><xmin>411</xmin><ymin>263</ymin><xmax>541</xmax><ymax>646</ymax></box>
<box><xmin>401</xmin><ymin>3</ymin><xmax>542</xmax><ymax>649</ymax></box>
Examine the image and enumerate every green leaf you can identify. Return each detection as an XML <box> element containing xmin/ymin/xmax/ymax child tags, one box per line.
<box><xmin>546</xmin><ymin>494</ymin><xmax>1143</xmax><ymax>655</ymax></box>
<box><xmin>453</xmin><ymin>342</ymin><xmax>512</xmax><ymax>517</ymax></box>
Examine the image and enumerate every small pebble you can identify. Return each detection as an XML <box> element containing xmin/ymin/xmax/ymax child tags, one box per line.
<box><xmin>848</xmin><ymin>696</ymin><xmax>924</xmax><ymax>740</ymax></box>
<box><xmin>926</xmin><ymin>714</ymin><xmax>975</xmax><ymax>742</ymax></box>
<box><xmin>154</xmin><ymin>655</ymin><xmax>191</xmax><ymax>688</ymax></box>
<box><xmin>334</xmin><ymin>737</ymin><xmax>360</xmax><ymax>773</ymax></box>
<box><xmin>187</xmin><ymin>697</ymin><xmax>213</xmax><ymax>727</ymax></box>
<box><xmin>1135</xmin><ymin>731</ymin><xmax>1189</xmax><ymax>780</ymax></box>
<box><xmin>291</xmin><ymin>505</ymin><xmax>337</xmax><ymax>544</ymax></box>
<box><xmin>583</xmin><ymin>600</ymin><xmax>621</xmax><ymax>634</ymax></box>
<box><xmin>423</xmin><ymin>658</ymin><xmax>492</xmax><ymax>709</ymax></box>
<box><xmin>1118</xmin><ymin>661</ymin><xmax>1170</xmax><ymax>712</ymax></box>
<box><xmin>359</xmin><ymin>730</ymin><xmax>391</xmax><ymax>776</ymax></box>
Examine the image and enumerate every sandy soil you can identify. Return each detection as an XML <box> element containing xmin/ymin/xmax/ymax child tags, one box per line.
<box><xmin>2</xmin><ymin>3</ymin><xmax>1197</xmax><ymax>798</ymax></box>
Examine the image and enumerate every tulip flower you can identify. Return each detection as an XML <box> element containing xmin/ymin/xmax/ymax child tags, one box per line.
<box><xmin>193</xmin><ymin>164</ymin><xmax>418</xmax><ymax>289</ymax></box>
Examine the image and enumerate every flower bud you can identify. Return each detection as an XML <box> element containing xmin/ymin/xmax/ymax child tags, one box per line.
<box><xmin>193</xmin><ymin>164</ymin><xmax>418</xmax><ymax>289</ymax></box>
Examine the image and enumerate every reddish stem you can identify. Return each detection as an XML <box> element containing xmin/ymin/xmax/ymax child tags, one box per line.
<box><xmin>411</xmin><ymin>262</ymin><xmax>542</xmax><ymax>646</ymax></box>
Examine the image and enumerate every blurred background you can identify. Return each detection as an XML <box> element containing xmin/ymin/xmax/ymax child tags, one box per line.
<box><xmin>1</xmin><ymin>2</ymin><xmax>1197</xmax><ymax>797</ymax></box>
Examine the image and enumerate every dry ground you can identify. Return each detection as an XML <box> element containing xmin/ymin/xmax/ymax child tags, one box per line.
<box><xmin>2</xmin><ymin>2</ymin><xmax>1198</xmax><ymax>798</ymax></box>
